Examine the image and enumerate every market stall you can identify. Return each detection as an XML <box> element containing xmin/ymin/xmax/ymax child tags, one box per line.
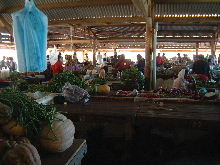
<box><xmin>0</xmin><ymin>0</ymin><xmax>220</xmax><ymax>164</ymax></box>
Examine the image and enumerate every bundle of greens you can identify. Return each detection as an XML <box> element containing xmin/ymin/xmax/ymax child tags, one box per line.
<box><xmin>90</xmin><ymin>78</ymin><xmax>107</xmax><ymax>85</ymax></box>
<box><xmin>121</xmin><ymin>67</ymin><xmax>145</xmax><ymax>89</ymax></box>
<box><xmin>0</xmin><ymin>88</ymin><xmax>60</xmax><ymax>139</ymax></box>
<box><xmin>84</xmin><ymin>78</ymin><xmax>107</xmax><ymax>94</ymax></box>
<box><xmin>28</xmin><ymin>71</ymin><xmax>85</xmax><ymax>93</ymax></box>
<box><xmin>8</xmin><ymin>72</ymin><xmax>21</xmax><ymax>81</ymax></box>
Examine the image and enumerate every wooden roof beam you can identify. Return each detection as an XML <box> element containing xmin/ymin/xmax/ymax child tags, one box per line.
<box><xmin>158</xmin><ymin>30</ymin><xmax>215</xmax><ymax>33</ymax></box>
<box><xmin>90</xmin><ymin>24</ymin><xmax>146</xmax><ymax>28</ymax></box>
<box><xmin>48</xmin><ymin>39</ymin><xmax>92</xmax><ymax>44</ymax></box>
<box><xmin>155</xmin><ymin>17</ymin><xmax>220</xmax><ymax>23</ymax></box>
<box><xmin>98</xmin><ymin>37</ymin><xmax>214</xmax><ymax>42</ymax></box>
<box><xmin>156</xmin><ymin>0</ymin><xmax>219</xmax><ymax>3</ymax></box>
<box><xmin>0</xmin><ymin>0</ymin><xmax>132</xmax><ymax>13</ymax></box>
<box><xmin>0</xmin><ymin>15</ymin><xmax>12</xmax><ymax>33</ymax></box>
<box><xmin>95</xmin><ymin>30</ymin><xmax>145</xmax><ymax>35</ymax></box>
<box><xmin>48</xmin><ymin>17</ymin><xmax>219</xmax><ymax>26</ymax></box>
<box><xmin>158</xmin><ymin>37</ymin><xmax>213</xmax><ymax>42</ymax></box>
<box><xmin>49</xmin><ymin>16</ymin><xmax>146</xmax><ymax>25</ymax></box>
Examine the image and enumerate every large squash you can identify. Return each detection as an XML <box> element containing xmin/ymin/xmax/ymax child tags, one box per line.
<box><xmin>2</xmin><ymin>137</ymin><xmax>41</xmax><ymax>165</ymax></box>
<box><xmin>0</xmin><ymin>102</ymin><xmax>12</xmax><ymax>125</ymax></box>
<box><xmin>2</xmin><ymin>120</ymin><xmax>26</xmax><ymax>136</ymax></box>
<box><xmin>96</xmin><ymin>84</ymin><xmax>110</xmax><ymax>95</ymax></box>
<box><xmin>40</xmin><ymin>113</ymin><xmax>75</xmax><ymax>152</ymax></box>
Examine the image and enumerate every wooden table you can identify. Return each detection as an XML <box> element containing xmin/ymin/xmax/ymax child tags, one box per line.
<box><xmin>41</xmin><ymin>139</ymin><xmax>87</xmax><ymax>165</ymax></box>
<box><xmin>57</xmin><ymin>100</ymin><xmax>220</xmax><ymax>139</ymax></box>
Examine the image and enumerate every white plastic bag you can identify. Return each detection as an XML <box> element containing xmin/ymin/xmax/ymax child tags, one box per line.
<box><xmin>172</xmin><ymin>69</ymin><xmax>187</xmax><ymax>89</ymax></box>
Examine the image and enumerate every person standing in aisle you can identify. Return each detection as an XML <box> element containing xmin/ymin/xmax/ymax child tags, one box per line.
<box><xmin>156</xmin><ymin>53</ymin><xmax>163</xmax><ymax>66</ymax></box>
<box><xmin>8</xmin><ymin>57</ymin><xmax>17</xmax><ymax>72</ymax></box>
<box><xmin>136</xmin><ymin>54</ymin><xmax>145</xmax><ymax>74</ymax></box>
<box><xmin>0</xmin><ymin>56</ymin><xmax>7</xmax><ymax>69</ymax></box>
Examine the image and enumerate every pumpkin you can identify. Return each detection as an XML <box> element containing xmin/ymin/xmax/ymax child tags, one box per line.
<box><xmin>40</xmin><ymin>113</ymin><xmax>75</xmax><ymax>152</ymax></box>
<box><xmin>0</xmin><ymin>102</ymin><xmax>12</xmax><ymax>125</ymax></box>
<box><xmin>2</xmin><ymin>120</ymin><xmax>26</xmax><ymax>136</ymax></box>
<box><xmin>2</xmin><ymin>137</ymin><xmax>41</xmax><ymax>165</ymax></box>
<box><xmin>96</xmin><ymin>84</ymin><xmax>110</xmax><ymax>94</ymax></box>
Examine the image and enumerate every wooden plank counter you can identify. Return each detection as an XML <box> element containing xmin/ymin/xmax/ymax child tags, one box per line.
<box><xmin>57</xmin><ymin>100</ymin><xmax>220</xmax><ymax>139</ymax></box>
<box><xmin>58</xmin><ymin>101</ymin><xmax>220</xmax><ymax>122</ymax></box>
<box><xmin>41</xmin><ymin>139</ymin><xmax>87</xmax><ymax>165</ymax></box>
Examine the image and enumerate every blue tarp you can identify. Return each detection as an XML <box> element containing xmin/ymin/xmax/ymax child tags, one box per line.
<box><xmin>12</xmin><ymin>0</ymin><xmax>48</xmax><ymax>72</ymax></box>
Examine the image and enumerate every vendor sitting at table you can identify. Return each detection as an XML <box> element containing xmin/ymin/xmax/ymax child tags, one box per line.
<box><xmin>64</xmin><ymin>56</ymin><xmax>80</xmax><ymax>71</ymax></box>
<box><xmin>192</xmin><ymin>55</ymin><xmax>210</xmax><ymax>78</ymax></box>
<box><xmin>51</xmin><ymin>55</ymin><xmax>64</xmax><ymax>74</ymax></box>
<box><xmin>113</xmin><ymin>54</ymin><xmax>132</xmax><ymax>73</ymax></box>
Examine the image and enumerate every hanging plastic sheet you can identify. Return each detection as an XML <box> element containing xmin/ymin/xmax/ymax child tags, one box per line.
<box><xmin>12</xmin><ymin>0</ymin><xmax>48</xmax><ymax>72</ymax></box>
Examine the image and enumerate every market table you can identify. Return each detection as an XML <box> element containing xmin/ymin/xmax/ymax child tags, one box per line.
<box><xmin>41</xmin><ymin>139</ymin><xmax>87</xmax><ymax>165</ymax></box>
<box><xmin>57</xmin><ymin>99</ymin><xmax>220</xmax><ymax>139</ymax></box>
<box><xmin>56</xmin><ymin>100</ymin><xmax>219</xmax><ymax>164</ymax></box>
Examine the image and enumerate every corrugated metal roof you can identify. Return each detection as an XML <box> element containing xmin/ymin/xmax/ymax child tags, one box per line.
<box><xmin>0</xmin><ymin>0</ymin><xmax>83</xmax><ymax>11</ymax></box>
<box><xmin>0</xmin><ymin>1</ymin><xmax>219</xmax><ymax>26</ymax></box>
<box><xmin>0</xmin><ymin>0</ymin><xmax>219</xmax><ymax>47</ymax></box>
<box><xmin>159</xmin><ymin>25</ymin><xmax>217</xmax><ymax>31</ymax></box>
<box><xmin>1</xmin><ymin>3</ymin><xmax>142</xmax><ymax>25</ymax></box>
<box><xmin>45</xmin><ymin>4</ymin><xmax>142</xmax><ymax>21</ymax></box>
<box><xmin>155</xmin><ymin>3</ymin><xmax>220</xmax><ymax>15</ymax></box>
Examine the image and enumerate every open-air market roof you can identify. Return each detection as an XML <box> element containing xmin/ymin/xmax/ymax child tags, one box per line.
<box><xmin>0</xmin><ymin>0</ymin><xmax>219</xmax><ymax>49</ymax></box>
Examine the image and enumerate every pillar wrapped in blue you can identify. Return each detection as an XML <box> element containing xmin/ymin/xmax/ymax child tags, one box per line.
<box><xmin>12</xmin><ymin>0</ymin><xmax>48</xmax><ymax>72</ymax></box>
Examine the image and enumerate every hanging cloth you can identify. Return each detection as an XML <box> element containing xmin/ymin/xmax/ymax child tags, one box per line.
<box><xmin>12</xmin><ymin>0</ymin><xmax>48</xmax><ymax>72</ymax></box>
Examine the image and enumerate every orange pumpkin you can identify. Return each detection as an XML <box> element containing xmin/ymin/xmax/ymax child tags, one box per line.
<box><xmin>96</xmin><ymin>84</ymin><xmax>110</xmax><ymax>95</ymax></box>
<box><xmin>2</xmin><ymin>120</ymin><xmax>26</xmax><ymax>136</ymax></box>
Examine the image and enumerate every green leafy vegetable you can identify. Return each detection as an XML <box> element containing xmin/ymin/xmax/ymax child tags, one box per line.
<box><xmin>0</xmin><ymin>88</ymin><xmax>61</xmax><ymax>139</ymax></box>
<box><xmin>91</xmin><ymin>78</ymin><xmax>107</xmax><ymax>85</ymax></box>
<box><xmin>121</xmin><ymin>67</ymin><xmax>145</xmax><ymax>89</ymax></box>
<box><xmin>28</xmin><ymin>71</ymin><xmax>85</xmax><ymax>93</ymax></box>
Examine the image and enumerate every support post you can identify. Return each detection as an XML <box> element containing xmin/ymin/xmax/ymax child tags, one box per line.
<box><xmin>92</xmin><ymin>40</ymin><xmax>97</xmax><ymax>66</ymax></box>
<box><xmin>70</xmin><ymin>26</ymin><xmax>73</xmax><ymax>50</ymax></box>
<box><xmin>196</xmin><ymin>43</ymin><xmax>199</xmax><ymax>56</ymax></box>
<box><xmin>114</xmin><ymin>48</ymin><xmax>117</xmax><ymax>55</ymax></box>
<box><xmin>145</xmin><ymin>17</ymin><xmax>153</xmax><ymax>90</ymax></box>
<box><xmin>211</xmin><ymin>41</ymin><xmax>216</xmax><ymax>56</ymax></box>
<box><xmin>152</xmin><ymin>22</ymin><xmax>158</xmax><ymax>90</ymax></box>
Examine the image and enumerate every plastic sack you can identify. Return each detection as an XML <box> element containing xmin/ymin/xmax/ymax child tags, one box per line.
<box><xmin>12</xmin><ymin>0</ymin><xmax>48</xmax><ymax>72</ymax></box>
<box><xmin>62</xmin><ymin>82</ymin><xmax>90</xmax><ymax>103</ymax></box>
<box><xmin>173</xmin><ymin>69</ymin><xmax>186</xmax><ymax>89</ymax></box>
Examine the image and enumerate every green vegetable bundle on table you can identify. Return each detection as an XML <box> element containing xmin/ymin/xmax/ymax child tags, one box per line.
<box><xmin>28</xmin><ymin>71</ymin><xmax>85</xmax><ymax>93</ymax></box>
<box><xmin>121</xmin><ymin>67</ymin><xmax>145</xmax><ymax>90</ymax></box>
<box><xmin>0</xmin><ymin>88</ymin><xmax>76</xmax><ymax>154</ymax></box>
<box><xmin>0</xmin><ymin>88</ymin><xmax>60</xmax><ymax>139</ymax></box>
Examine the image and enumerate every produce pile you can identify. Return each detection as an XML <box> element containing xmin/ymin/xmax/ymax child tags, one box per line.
<box><xmin>0</xmin><ymin>88</ymin><xmax>75</xmax><ymax>165</ymax></box>
<box><xmin>28</xmin><ymin>71</ymin><xmax>85</xmax><ymax>93</ymax></box>
<box><xmin>153</xmin><ymin>88</ymin><xmax>197</xmax><ymax>98</ymax></box>
<box><xmin>88</xmin><ymin>78</ymin><xmax>111</xmax><ymax>95</ymax></box>
<box><xmin>152</xmin><ymin>87</ymin><xmax>218</xmax><ymax>100</ymax></box>
<box><xmin>0</xmin><ymin>88</ymin><xmax>59</xmax><ymax>138</ymax></box>
<box><xmin>116</xmin><ymin>90</ymin><xmax>139</xmax><ymax>97</ymax></box>
<box><xmin>193</xmin><ymin>74</ymin><xmax>219</xmax><ymax>89</ymax></box>
<box><xmin>121</xmin><ymin>67</ymin><xmax>145</xmax><ymax>90</ymax></box>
